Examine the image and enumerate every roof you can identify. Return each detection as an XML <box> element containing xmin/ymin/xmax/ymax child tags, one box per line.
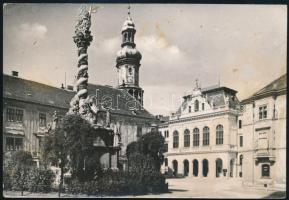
<box><xmin>253</xmin><ymin>74</ymin><xmax>286</xmax><ymax>96</ymax></box>
<box><xmin>3</xmin><ymin>74</ymin><xmax>155</xmax><ymax>119</ymax></box>
<box><xmin>3</xmin><ymin>74</ymin><xmax>74</xmax><ymax>109</ymax></box>
<box><xmin>175</xmin><ymin>85</ymin><xmax>238</xmax><ymax>115</ymax></box>
<box><xmin>242</xmin><ymin>74</ymin><xmax>287</xmax><ymax>102</ymax></box>
<box><xmin>202</xmin><ymin>86</ymin><xmax>237</xmax><ymax>95</ymax></box>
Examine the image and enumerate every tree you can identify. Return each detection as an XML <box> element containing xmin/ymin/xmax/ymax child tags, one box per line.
<box><xmin>10</xmin><ymin>151</ymin><xmax>34</xmax><ymax>196</ymax></box>
<box><xmin>125</xmin><ymin>131</ymin><xmax>167</xmax><ymax>194</ymax></box>
<box><xmin>45</xmin><ymin>114</ymin><xmax>101</xmax><ymax>196</ymax></box>
<box><xmin>126</xmin><ymin>131</ymin><xmax>165</xmax><ymax>171</ymax></box>
<box><xmin>140</xmin><ymin>131</ymin><xmax>165</xmax><ymax>170</ymax></box>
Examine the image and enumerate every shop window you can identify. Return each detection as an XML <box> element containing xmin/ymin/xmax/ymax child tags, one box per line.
<box><xmin>262</xmin><ymin>164</ymin><xmax>270</xmax><ymax>177</ymax></box>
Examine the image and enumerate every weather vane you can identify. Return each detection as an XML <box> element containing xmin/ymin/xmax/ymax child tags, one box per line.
<box><xmin>89</xmin><ymin>5</ymin><xmax>99</xmax><ymax>15</ymax></box>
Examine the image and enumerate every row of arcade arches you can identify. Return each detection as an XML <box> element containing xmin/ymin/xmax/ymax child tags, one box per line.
<box><xmin>170</xmin><ymin>158</ymin><xmax>235</xmax><ymax>177</ymax></box>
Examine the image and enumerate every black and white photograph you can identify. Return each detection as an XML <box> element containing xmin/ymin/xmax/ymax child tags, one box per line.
<box><xmin>2</xmin><ymin>3</ymin><xmax>287</xmax><ymax>198</ymax></box>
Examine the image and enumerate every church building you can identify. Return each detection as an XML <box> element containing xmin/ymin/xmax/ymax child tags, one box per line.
<box><xmin>3</xmin><ymin>10</ymin><xmax>157</xmax><ymax>170</ymax></box>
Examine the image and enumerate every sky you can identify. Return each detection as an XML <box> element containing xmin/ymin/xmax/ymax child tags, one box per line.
<box><xmin>3</xmin><ymin>4</ymin><xmax>287</xmax><ymax>115</ymax></box>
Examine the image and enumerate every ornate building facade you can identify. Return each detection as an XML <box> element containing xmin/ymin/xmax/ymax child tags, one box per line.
<box><xmin>159</xmin><ymin>74</ymin><xmax>286</xmax><ymax>189</ymax></box>
<box><xmin>159</xmin><ymin>83</ymin><xmax>241</xmax><ymax>178</ymax></box>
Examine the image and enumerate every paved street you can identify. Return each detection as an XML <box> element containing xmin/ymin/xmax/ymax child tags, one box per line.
<box><xmin>3</xmin><ymin>178</ymin><xmax>286</xmax><ymax>198</ymax></box>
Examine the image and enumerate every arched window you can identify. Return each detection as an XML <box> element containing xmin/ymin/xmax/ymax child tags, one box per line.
<box><xmin>216</xmin><ymin>158</ymin><xmax>223</xmax><ymax>178</ymax></box>
<box><xmin>124</xmin><ymin>32</ymin><xmax>128</xmax><ymax>42</ymax></box>
<box><xmin>183</xmin><ymin>160</ymin><xmax>189</xmax><ymax>176</ymax></box>
<box><xmin>193</xmin><ymin>128</ymin><xmax>200</xmax><ymax>147</ymax></box>
<box><xmin>216</xmin><ymin>125</ymin><xmax>224</xmax><ymax>145</ymax></box>
<box><xmin>172</xmin><ymin>160</ymin><xmax>178</xmax><ymax>177</ymax></box>
<box><xmin>128</xmin><ymin>32</ymin><xmax>131</xmax><ymax>42</ymax></box>
<box><xmin>194</xmin><ymin>100</ymin><xmax>199</xmax><ymax>112</ymax></box>
<box><xmin>230</xmin><ymin>159</ymin><xmax>234</xmax><ymax>177</ymax></box>
<box><xmin>184</xmin><ymin>129</ymin><xmax>190</xmax><ymax>147</ymax></box>
<box><xmin>203</xmin><ymin>126</ymin><xmax>210</xmax><ymax>146</ymax></box>
<box><xmin>173</xmin><ymin>131</ymin><xmax>179</xmax><ymax>148</ymax></box>
<box><xmin>202</xmin><ymin>159</ymin><xmax>209</xmax><ymax>177</ymax></box>
<box><xmin>193</xmin><ymin>159</ymin><xmax>199</xmax><ymax>177</ymax></box>
<box><xmin>164</xmin><ymin>158</ymin><xmax>168</xmax><ymax>166</ymax></box>
<box><xmin>189</xmin><ymin>106</ymin><xmax>191</xmax><ymax>113</ymax></box>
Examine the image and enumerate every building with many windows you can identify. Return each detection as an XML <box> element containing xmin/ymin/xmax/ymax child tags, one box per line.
<box><xmin>237</xmin><ymin>74</ymin><xmax>286</xmax><ymax>188</ymax></box>
<box><xmin>160</xmin><ymin>82</ymin><xmax>241</xmax><ymax>178</ymax></box>
<box><xmin>159</xmin><ymin>74</ymin><xmax>286</xmax><ymax>188</ymax></box>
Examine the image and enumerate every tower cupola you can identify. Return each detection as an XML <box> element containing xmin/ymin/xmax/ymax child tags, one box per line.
<box><xmin>115</xmin><ymin>6</ymin><xmax>144</xmax><ymax>105</ymax></box>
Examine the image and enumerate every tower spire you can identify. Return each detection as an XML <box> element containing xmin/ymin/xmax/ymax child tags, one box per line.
<box><xmin>128</xmin><ymin>4</ymin><xmax>131</xmax><ymax>17</ymax></box>
<box><xmin>115</xmin><ymin>8</ymin><xmax>144</xmax><ymax>106</ymax></box>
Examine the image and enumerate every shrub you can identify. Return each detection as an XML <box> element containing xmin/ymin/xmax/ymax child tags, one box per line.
<box><xmin>10</xmin><ymin>165</ymin><xmax>31</xmax><ymax>192</ymax></box>
<box><xmin>28</xmin><ymin>168</ymin><xmax>55</xmax><ymax>193</ymax></box>
<box><xmin>3</xmin><ymin>168</ymin><xmax>13</xmax><ymax>190</ymax></box>
<box><xmin>66</xmin><ymin>169</ymin><xmax>167</xmax><ymax>196</ymax></box>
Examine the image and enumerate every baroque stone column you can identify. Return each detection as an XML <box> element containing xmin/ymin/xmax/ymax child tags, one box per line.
<box><xmin>69</xmin><ymin>6</ymin><xmax>93</xmax><ymax>115</ymax></box>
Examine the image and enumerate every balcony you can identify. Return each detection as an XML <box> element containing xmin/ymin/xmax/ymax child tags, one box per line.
<box><xmin>254</xmin><ymin>144</ymin><xmax>276</xmax><ymax>164</ymax></box>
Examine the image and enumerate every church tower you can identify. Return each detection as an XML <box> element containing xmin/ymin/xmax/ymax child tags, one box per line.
<box><xmin>116</xmin><ymin>6</ymin><xmax>143</xmax><ymax>105</ymax></box>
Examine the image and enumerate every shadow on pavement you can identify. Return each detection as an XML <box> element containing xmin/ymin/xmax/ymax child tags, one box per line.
<box><xmin>167</xmin><ymin>189</ymin><xmax>189</xmax><ymax>193</ymax></box>
<box><xmin>262</xmin><ymin>191</ymin><xmax>286</xmax><ymax>199</ymax></box>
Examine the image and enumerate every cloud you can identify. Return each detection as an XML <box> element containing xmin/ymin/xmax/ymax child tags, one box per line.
<box><xmin>16</xmin><ymin>23</ymin><xmax>47</xmax><ymax>42</ymax></box>
<box><xmin>100</xmin><ymin>36</ymin><xmax>120</xmax><ymax>54</ymax></box>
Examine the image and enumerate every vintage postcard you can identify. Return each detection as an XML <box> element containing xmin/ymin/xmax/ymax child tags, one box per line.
<box><xmin>2</xmin><ymin>3</ymin><xmax>287</xmax><ymax>198</ymax></box>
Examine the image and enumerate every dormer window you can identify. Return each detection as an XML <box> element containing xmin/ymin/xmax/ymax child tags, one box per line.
<box><xmin>194</xmin><ymin>100</ymin><xmax>199</xmax><ymax>112</ymax></box>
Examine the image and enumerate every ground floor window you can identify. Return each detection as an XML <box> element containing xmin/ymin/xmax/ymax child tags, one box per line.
<box><xmin>6</xmin><ymin>136</ymin><xmax>23</xmax><ymax>151</ymax></box>
<box><xmin>261</xmin><ymin>164</ymin><xmax>270</xmax><ymax>178</ymax></box>
<box><xmin>183</xmin><ymin>160</ymin><xmax>189</xmax><ymax>176</ymax></box>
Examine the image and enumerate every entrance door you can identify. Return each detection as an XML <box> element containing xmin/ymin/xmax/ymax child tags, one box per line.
<box><xmin>193</xmin><ymin>159</ymin><xmax>199</xmax><ymax>177</ymax></box>
<box><xmin>202</xmin><ymin>159</ymin><xmax>209</xmax><ymax>177</ymax></box>
<box><xmin>216</xmin><ymin>158</ymin><xmax>222</xmax><ymax>177</ymax></box>
<box><xmin>230</xmin><ymin>159</ymin><xmax>234</xmax><ymax>177</ymax></box>
<box><xmin>173</xmin><ymin>160</ymin><xmax>178</xmax><ymax>176</ymax></box>
<box><xmin>183</xmin><ymin>160</ymin><xmax>189</xmax><ymax>176</ymax></box>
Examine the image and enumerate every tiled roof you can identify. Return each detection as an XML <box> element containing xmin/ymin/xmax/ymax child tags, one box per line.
<box><xmin>3</xmin><ymin>74</ymin><xmax>74</xmax><ymax>109</ymax></box>
<box><xmin>253</xmin><ymin>74</ymin><xmax>287</xmax><ymax>96</ymax></box>
<box><xmin>3</xmin><ymin>74</ymin><xmax>155</xmax><ymax>119</ymax></box>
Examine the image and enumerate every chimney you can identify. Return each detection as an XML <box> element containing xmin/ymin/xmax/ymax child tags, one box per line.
<box><xmin>12</xmin><ymin>71</ymin><xmax>18</xmax><ymax>77</ymax></box>
<box><xmin>67</xmin><ymin>85</ymin><xmax>73</xmax><ymax>91</ymax></box>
